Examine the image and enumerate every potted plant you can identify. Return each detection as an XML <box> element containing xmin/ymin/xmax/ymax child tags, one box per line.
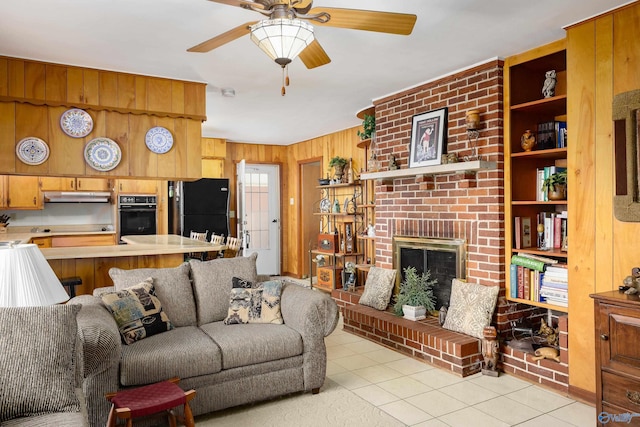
<box><xmin>392</xmin><ymin>266</ymin><xmax>437</xmax><ymax>321</ymax></box>
<box><xmin>328</xmin><ymin>156</ymin><xmax>348</xmax><ymax>180</ymax></box>
<box><xmin>357</xmin><ymin>114</ymin><xmax>375</xmax><ymax>141</ymax></box>
<box><xmin>542</xmin><ymin>169</ymin><xmax>567</xmax><ymax>200</ymax></box>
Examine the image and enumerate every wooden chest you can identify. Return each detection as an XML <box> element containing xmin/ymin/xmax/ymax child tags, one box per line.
<box><xmin>317</xmin><ymin>266</ymin><xmax>342</xmax><ymax>290</ymax></box>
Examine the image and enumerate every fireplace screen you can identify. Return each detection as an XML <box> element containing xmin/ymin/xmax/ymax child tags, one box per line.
<box><xmin>393</xmin><ymin>236</ymin><xmax>466</xmax><ymax>310</ymax></box>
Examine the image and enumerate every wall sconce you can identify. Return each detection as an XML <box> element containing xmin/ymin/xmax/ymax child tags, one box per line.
<box><xmin>464</xmin><ymin>110</ymin><xmax>481</xmax><ymax>161</ymax></box>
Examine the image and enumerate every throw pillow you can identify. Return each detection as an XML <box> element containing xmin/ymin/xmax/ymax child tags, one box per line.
<box><xmin>101</xmin><ymin>279</ymin><xmax>174</xmax><ymax>345</ymax></box>
<box><xmin>0</xmin><ymin>304</ymin><xmax>81</xmax><ymax>422</ymax></box>
<box><xmin>109</xmin><ymin>263</ymin><xmax>196</xmax><ymax>327</ymax></box>
<box><xmin>224</xmin><ymin>279</ymin><xmax>284</xmax><ymax>325</ymax></box>
<box><xmin>189</xmin><ymin>253</ymin><xmax>259</xmax><ymax>325</ymax></box>
<box><xmin>442</xmin><ymin>278</ymin><xmax>499</xmax><ymax>339</ymax></box>
<box><xmin>358</xmin><ymin>267</ymin><xmax>397</xmax><ymax>310</ymax></box>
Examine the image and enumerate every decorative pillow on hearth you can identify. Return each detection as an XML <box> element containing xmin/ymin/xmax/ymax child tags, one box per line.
<box><xmin>442</xmin><ymin>278</ymin><xmax>499</xmax><ymax>339</ymax></box>
<box><xmin>358</xmin><ymin>267</ymin><xmax>397</xmax><ymax>310</ymax></box>
<box><xmin>224</xmin><ymin>279</ymin><xmax>284</xmax><ymax>325</ymax></box>
<box><xmin>101</xmin><ymin>278</ymin><xmax>174</xmax><ymax>345</ymax></box>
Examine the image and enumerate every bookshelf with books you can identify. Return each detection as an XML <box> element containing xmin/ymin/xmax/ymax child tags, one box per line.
<box><xmin>504</xmin><ymin>39</ymin><xmax>569</xmax><ymax>312</ymax></box>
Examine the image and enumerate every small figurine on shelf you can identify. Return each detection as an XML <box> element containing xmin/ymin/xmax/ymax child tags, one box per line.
<box><xmin>389</xmin><ymin>155</ymin><xmax>399</xmax><ymax>170</ymax></box>
<box><xmin>521</xmin><ymin>130</ymin><xmax>536</xmax><ymax>152</ymax></box>
<box><xmin>367</xmin><ymin>223</ymin><xmax>376</xmax><ymax>237</ymax></box>
<box><xmin>542</xmin><ymin>69</ymin><xmax>557</xmax><ymax>98</ymax></box>
<box><xmin>332</xmin><ymin>199</ymin><xmax>340</xmax><ymax>213</ymax></box>
<box><xmin>537</xmin><ymin>223</ymin><xmax>546</xmax><ymax>250</ymax></box>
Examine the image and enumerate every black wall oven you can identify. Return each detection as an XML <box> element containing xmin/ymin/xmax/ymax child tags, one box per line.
<box><xmin>118</xmin><ymin>195</ymin><xmax>157</xmax><ymax>243</ymax></box>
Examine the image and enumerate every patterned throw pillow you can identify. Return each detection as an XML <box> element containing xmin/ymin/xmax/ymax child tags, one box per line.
<box><xmin>224</xmin><ymin>279</ymin><xmax>284</xmax><ymax>325</ymax></box>
<box><xmin>442</xmin><ymin>278</ymin><xmax>499</xmax><ymax>339</ymax></box>
<box><xmin>101</xmin><ymin>278</ymin><xmax>174</xmax><ymax>345</ymax></box>
<box><xmin>358</xmin><ymin>267</ymin><xmax>397</xmax><ymax>310</ymax></box>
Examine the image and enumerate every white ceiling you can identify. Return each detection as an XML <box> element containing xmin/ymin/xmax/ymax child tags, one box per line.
<box><xmin>0</xmin><ymin>0</ymin><xmax>630</xmax><ymax>145</ymax></box>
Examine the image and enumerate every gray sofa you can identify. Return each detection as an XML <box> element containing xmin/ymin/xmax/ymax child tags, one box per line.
<box><xmin>69</xmin><ymin>253</ymin><xmax>339</xmax><ymax>427</ymax></box>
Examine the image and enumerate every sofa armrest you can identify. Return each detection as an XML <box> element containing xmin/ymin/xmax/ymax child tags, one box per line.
<box><xmin>70</xmin><ymin>295</ymin><xmax>121</xmax><ymax>378</ymax></box>
<box><xmin>279</xmin><ymin>283</ymin><xmax>339</xmax><ymax>392</ymax></box>
<box><xmin>68</xmin><ymin>295</ymin><xmax>121</xmax><ymax>427</ymax></box>
<box><xmin>280</xmin><ymin>283</ymin><xmax>339</xmax><ymax>337</ymax></box>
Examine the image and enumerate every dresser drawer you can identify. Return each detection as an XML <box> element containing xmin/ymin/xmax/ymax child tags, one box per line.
<box><xmin>603</xmin><ymin>370</ymin><xmax>640</xmax><ymax>413</ymax></box>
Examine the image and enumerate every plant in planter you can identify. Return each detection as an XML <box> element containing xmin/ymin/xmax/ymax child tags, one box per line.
<box><xmin>392</xmin><ymin>266</ymin><xmax>437</xmax><ymax>321</ymax></box>
<box><xmin>357</xmin><ymin>114</ymin><xmax>375</xmax><ymax>141</ymax></box>
<box><xmin>328</xmin><ymin>156</ymin><xmax>348</xmax><ymax>181</ymax></box>
<box><xmin>542</xmin><ymin>169</ymin><xmax>567</xmax><ymax>200</ymax></box>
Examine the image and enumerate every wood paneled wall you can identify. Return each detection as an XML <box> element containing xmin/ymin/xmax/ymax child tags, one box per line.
<box><xmin>223</xmin><ymin>127</ymin><xmax>362</xmax><ymax>276</ymax></box>
<box><xmin>567</xmin><ymin>1</ymin><xmax>640</xmax><ymax>396</ymax></box>
<box><xmin>0</xmin><ymin>57</ymin><xmax>204</xmax><ymax>180</ymax></box>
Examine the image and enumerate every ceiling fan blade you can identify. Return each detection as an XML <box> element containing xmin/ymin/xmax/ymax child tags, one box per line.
<box><xmin>187</xmin><ymin>22</ymin><xmax>258</xmax><ymax>53</ymax></box>
<box><xmin>207</xmin><ymin>0</ymin><xmax>265</xmax><ymax>10</ymax></box>
<box><xmin>299</xmin><ymin>39</ymin><xmax>331</xmax><ymax>69</ymax></box>
<box><xmin>308</xmin><ymin>8</ymin><xmax>417</xmax><ymax>35</ymax></box>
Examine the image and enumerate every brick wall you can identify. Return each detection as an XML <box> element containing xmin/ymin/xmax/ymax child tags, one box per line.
<box><xmin>362</xmin><ymin>59</ymin><xmax>569</xmax><ymax>393</ymax></box>
<box><xmin>371</xmin><ymin>59</ymin><xmax>504</xmax><ymax>290</ymax></box>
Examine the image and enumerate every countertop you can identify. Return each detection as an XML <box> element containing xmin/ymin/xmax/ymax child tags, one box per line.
<box><xmin>2</xmin><ymin>234</ymin><xmax>225</xmax><ymax>260</ymax></box>
<box><xmin>0</xmin><ymin>227</ymin><xmax>116</xmax><ymax>245</ymax></box>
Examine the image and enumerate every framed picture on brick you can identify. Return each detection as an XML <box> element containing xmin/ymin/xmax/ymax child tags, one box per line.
<box><xmin>409</xmin><ymin>107</ymin><xmax>448</xmax><ymax>168</ymax></box>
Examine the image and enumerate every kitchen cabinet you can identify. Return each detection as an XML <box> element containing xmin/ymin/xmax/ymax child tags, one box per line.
<box><xmin>51</xmin><ymin>234</ymin><xmax>116</xmax><ymax>247</ymax></box>
<box><xmin>40</xmin><ymin>177</ymin><xmax>112</xmax><ymax>192</ymax></box>
<box><xmin>116</xmin><ymin>179</ymin><xmax>159</xmax><ymax>195</ymax></box>
<box><xmin>30</xmin><ymin>237</ymin><xmax>51</xmax><ymax>248</ymax></box>
<box><xmin>592</xmin><ymin>291</ymin><xmax>640</xmax><ymax>426</ymax></box>
<box><xmin>2</xmin><ymin>176</ymin><xmax>42</xmax><ymax>210</ymax></box>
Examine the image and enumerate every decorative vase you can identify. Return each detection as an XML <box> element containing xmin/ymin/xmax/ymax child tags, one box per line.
<box><xmin>402</xmin><ymin>305</ymin><xmax>426</xmax><ymax>321</ymax></box>
<box><xmin>547</xmin><ymin>184</ymin><xmax>567</xmax><ymax>200</ymax></box>
<box><xmin>521</xmin><ymin>130</ymin><xmax>536</xmax><ymax>151</ymax></box>
<box><xmin>333</xmin><ymin>164</ymin><xmax>345</xmax><ymax>181</ymax></box>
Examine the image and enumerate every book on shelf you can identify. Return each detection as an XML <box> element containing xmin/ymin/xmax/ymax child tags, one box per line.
<box><xmin>517</xmin><ymin>265</ymin><xmax>525</xmax><ymax>299</ymax></box>
<box><xmin>511</xmin><ymin>254</ymin><xmax>547</xmax><ymax>272</ymax></box>
<box><xmin>537</xmin><ymin>168</ymin><xmax>546</xmax><ymax>201</ymax></box>
<box><xmin>510</xmin><ymin>263</ymin><xmax>518</xmax><ymax>298</ymax></box>
<box><xmin>516</xmin><ymin>252</ymin><xmax>559</xmax><ymax>264</ymax></box>
<box><xmin>537</xmin><ymin>121</ymin><xmax>567</xmax><ymax>150</ymax></box>
<box><xmin>514</xmin><ymin>217</ymin><xmax>532</xmax><ymax>249</ymax></box>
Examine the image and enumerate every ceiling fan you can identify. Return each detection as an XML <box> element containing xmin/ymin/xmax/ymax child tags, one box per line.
<box><xmin>188</xmin><ymin>0</ymin><xmax>417</xmax><ymax>93</ymax></box>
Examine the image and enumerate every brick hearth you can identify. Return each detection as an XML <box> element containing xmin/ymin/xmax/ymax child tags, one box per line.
<box><xmin>333</xmin><ymin>289</ymin><xmax>483</xmax><ymax>377</ymax></box>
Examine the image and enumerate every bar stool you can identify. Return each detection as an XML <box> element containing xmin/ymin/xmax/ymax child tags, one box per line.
<box><xmin>59</xmin><ymin>276</ymin><xmax>82</xmax><ymax>298</ymax></box>
<box><xmin>105</xmin><ymin>377</ymin><xmax>196</xmax><ymax>427</ymax></box>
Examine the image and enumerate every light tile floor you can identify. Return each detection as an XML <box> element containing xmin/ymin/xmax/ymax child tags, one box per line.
<box><xmin>326</xmin><ymin>315</ymin><xmax>595</xmax><ymax>427</ymax></box>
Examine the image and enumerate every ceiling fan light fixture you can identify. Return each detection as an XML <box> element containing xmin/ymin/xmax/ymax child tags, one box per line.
<box><xmin>250</xmin><ymin>18</ymin><xmax>314</xmax><ymax>66</ymax></box>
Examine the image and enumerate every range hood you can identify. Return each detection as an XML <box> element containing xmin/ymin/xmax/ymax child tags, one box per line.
<box><xmin>44</xmin><ymin>191</ymin><xmax>111</xmax><ymax>203</ymax></box>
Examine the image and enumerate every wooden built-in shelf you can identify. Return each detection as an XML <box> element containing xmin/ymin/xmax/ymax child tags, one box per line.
<box><xmin>506</xmin><ymin>296</ymin><xmax>568</xmax><ymax>313</ymax></box>
<box><xmin>512</xmin><ymin>200</ymin><xmax>568</xmax><ymax>206</ymax></box>
<box><xmin>360</xmin><ymin>160</ymin><xmax>497</xmax><ymax>181</ymax></box>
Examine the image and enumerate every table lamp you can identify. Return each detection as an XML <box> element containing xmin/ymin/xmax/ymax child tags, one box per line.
<box><xmin>0</xmin><ymin>243</ymin><xmax>69</xmax><ymax>307</ymax></box>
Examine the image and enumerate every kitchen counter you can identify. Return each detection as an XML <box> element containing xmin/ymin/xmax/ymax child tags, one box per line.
<box><xmin>1</xmin><ymin>228</ymin><xmax>116</xmax><ymax>245</ymax></box>
<box><xmin>40</xmin><ymin>234</ymin><xmax>224</xmax><ymax>260</ymax></box>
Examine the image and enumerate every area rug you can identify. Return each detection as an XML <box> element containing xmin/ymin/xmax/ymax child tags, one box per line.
<box><xmin>194</xmin><ymin>379</ymin><xmax>404</xmax><ymax>427</ymax></box>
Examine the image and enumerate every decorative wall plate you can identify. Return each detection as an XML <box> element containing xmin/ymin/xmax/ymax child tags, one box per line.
<box><xmin>60</xmin><ymin>108</ymin><xmax>93</xmax><ymax>138</ymax></box>
<box><xmin>84</xmin><ymin>137</ymin><xmax>121</xmax><ymax>171</ymax></box>
<box><xmin>145</xmin><ymin>126</ymin><xmax>173</xmax><ymax>154</ymax></box>
<box><xmin>319</xmin><ymin>198</ymin><xmax>331</xmax><ymax>213</ymax></box>
<box><xmin>16</xmin><ymin>137</ymin><xmax>50</xmax><ymax>165</ymax></box>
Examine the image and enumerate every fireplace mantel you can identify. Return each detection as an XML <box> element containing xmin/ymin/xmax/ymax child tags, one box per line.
<box><xmin>359</xmin><ymin>160</ymin><xmax>497</xmax><ymax>181</ymax></box>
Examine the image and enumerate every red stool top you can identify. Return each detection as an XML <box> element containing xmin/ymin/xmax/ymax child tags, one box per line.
<box><xmin>111</xmin><ymin>380</ymin><xmax>187</xmax><ymax>418</ymax></box>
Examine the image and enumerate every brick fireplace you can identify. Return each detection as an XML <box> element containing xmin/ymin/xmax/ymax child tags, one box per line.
<box><xmin>333</xmin><ymin>58</ymin><xmax>569</xmax><ymax>392</ymax></box>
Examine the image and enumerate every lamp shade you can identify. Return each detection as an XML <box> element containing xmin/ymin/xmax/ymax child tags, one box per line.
<box><xmin>0</xmin><ymin>243</ymin><xmax>69</xmax><ymax>307</ymax></box>
<box><xmin>250</xmin><ymin>18</ymin><xmax>314</xmax><ymax>66</ymax></box>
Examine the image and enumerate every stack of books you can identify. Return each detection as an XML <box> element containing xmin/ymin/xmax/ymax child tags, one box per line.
<box><xmin>510</xmin><ymin>253</ymin><xmax>567</xmax><ymax>306</ymax></box>
<box><xmin>540</xmin><ymin>264</ymin><xmax>568</xmax><ymax>307</ymax></box>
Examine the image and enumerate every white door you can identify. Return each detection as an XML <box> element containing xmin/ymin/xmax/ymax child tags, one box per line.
<box><xmin>236</xmin><ymin>162</ymin><xmax>281</xmax><ymax>275</ymax></box>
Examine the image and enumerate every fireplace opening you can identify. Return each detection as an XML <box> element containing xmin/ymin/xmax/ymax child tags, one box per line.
<box><xmin>393</xmin><ymin>236</ymin><xmax>466</xmax><ymax>310</ymax></box>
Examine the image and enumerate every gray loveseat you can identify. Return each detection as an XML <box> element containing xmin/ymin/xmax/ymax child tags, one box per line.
<box><xmin>69</xmin><ymin>253</ymin><xmax>339</xmax><ymax>427</ymax></box>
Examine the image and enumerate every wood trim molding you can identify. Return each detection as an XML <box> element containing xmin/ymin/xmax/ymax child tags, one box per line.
<box><xmin>0</xmin><ymin>96</ymin><xmax>207</xmax><ymax>122</ymax></box>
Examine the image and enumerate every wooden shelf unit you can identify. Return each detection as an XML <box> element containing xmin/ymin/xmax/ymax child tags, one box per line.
<box><xmin>504</xmin><ymin>39</ymin><xmax>569</xmax><ymax>312</ymax></box>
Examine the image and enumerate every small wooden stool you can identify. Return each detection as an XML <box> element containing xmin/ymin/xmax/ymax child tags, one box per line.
<box><xmin>106</xmin><ymin>377</ymin><xmax>195</xmax><ymax>427</ymax></box>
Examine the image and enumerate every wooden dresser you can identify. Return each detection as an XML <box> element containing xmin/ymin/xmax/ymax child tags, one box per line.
<box><xmin>592</xmin><ymin>291</ymin><xmax>640</xmax><ymax>426</ymax></box>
